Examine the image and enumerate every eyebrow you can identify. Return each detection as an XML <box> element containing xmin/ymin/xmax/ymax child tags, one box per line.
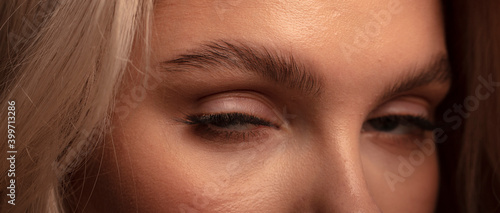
<box><xmin>160</xmin><ymin>40</ymin><xmax>451</xmax><ymax>100</ymax></box>
<box><xmin>380</xmin><ymin>54</ymin><xmax>451</xmax><ymax>101</ymax></box>
<box><xmin>161</xmin><ymin>40</ymin><xmax>323</xmax><ymax>95</ymax></box>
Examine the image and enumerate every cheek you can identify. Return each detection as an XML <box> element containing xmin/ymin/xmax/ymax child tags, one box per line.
<box><xmin>95</xmin><ymin>100</ymin><xmax>324</xmax><ymax>212</ymax></box>
<box><xmin>86</xmin><ymin>91</ymin><xmax>440</xmax><ymax>212</ymax></box>
<box><xmin>94</xmin><ymin>101</ymin><xmax>289</xmax><ymax>212</ymax></box>
<box><xmin>98</xmin><ymin>105</ymin><xmax>229</xmax><ymax>212</ymax></box>
<box><xmin>361</xmin><ymin>140</ymin><xmax>439</xmax><ymax>212</ymax></box>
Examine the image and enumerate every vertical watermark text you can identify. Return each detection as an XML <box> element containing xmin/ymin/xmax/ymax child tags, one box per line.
<box><xmin>6</xmin><ymin>101</ymin><xmax>17</xmax><ymax>205</ymax></box>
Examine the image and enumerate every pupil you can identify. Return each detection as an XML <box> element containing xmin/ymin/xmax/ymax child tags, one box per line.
<box><xmin>370</xmin><ymin>117</ymin><xmax>400</xmax><ymax>132</ymax></box>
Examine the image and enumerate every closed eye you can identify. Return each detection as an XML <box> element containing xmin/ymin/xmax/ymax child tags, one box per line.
<box><xmin>363</xmin><ymin>115</ymin><xmax>435</xmax><ymax>135</ymax></box>
<box><xmin>181</xmin><ymin>112</ymin><xmax>279</xmax><ymax>143</ymax></box>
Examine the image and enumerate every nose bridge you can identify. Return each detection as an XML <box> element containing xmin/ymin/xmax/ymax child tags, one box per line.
<box><xmin>313</xmin><ymin>127</ymin><xmax>382</xmax><ymax>213</ymax></box>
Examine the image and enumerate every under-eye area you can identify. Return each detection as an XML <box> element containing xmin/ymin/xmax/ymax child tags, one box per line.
<box><xmin>5</xmin><ymin>0</ymin><xmax>500</xmax><ymax>212</ymax></box>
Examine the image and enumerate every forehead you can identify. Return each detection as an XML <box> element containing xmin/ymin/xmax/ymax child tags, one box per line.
<box><xmin>152</xmin><ymin>0</ymin><xmax>445</xmax><ymax>84</ymax></box>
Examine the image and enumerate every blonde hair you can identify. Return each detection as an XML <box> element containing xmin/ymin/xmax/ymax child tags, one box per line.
<box><xmin>1</xmin><ymin>0</ymin><xmax>499</xmax><ymax>212</ymax></box>
<box><xmin>0</xmin><ymin>0</ymin><xmax>152</xmax><ymax>212</ymax></box>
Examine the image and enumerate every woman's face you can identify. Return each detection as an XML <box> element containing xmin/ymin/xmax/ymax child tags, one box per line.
<box><xmin>76</xmin><ymin>0</ymin><xmax>451</xmax><ymax>212</ymax></box>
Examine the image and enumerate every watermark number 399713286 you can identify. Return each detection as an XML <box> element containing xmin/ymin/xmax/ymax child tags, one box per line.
<box><xmin>6</xmin><ymin>101</ymin><xmax>17</xmax><ymax>205</ymax></box>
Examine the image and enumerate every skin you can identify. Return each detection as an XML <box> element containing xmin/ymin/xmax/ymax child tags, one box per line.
<box><xmin>70</xmin><ymin>0</ymin><xmax>450</xmax><ymax>212</ymax></box>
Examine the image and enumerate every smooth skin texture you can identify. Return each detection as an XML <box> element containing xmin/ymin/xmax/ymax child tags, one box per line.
<box><xmin>72</xmin><ymin>0</ymin><xmax>450</xmax><ymax>212</ymax></box>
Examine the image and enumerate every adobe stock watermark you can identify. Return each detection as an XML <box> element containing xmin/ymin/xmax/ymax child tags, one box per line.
<box><xmin>53</xmin><ymin>69</ymin><xmax>168</xmax><ymax>176</ymax></box>
<box><xmin>385</xmin><ymin>73</ymin><xmax>500</xmax><ymax>191</ymax></box>
<box><xmin>7</xmin><ymin>0</ymin><xmax>60</xmax><ymax>53</ymax></box>
<box><xmin>177</xmin><ymin>106</ymin><xmax>295</xmax><ymax>213</ymax></box>
<box><xmin>384</xmin><ymin>138</ymin><xmax>436</xmax><ymax>192</ymax></box>
<box><xmin>177</xmin><ymin>140</ymin><xmax>289</xmax><ymax>213</ymax></box>
<box><xmin>214</xmin><ymin>0</ymin><xmax>243</xmax><ymax>21</ymax></box>
<box><xmin>442</xmin><ymin>74</ymin><xmax>500</xmax><ymax>130</ymax></box>
<box><xmin>113</xmin><ymin>70</ymin><xmax>168</xmax><ymax>121</ymax></box>
<box><xmin>340</xmin><ymin>0</ymin><xmax>404</xmax><ymax>63</ymax></box>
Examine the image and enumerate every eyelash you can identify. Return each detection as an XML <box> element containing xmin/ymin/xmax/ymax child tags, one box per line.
<box><xmin>365</xmin><ymin>115</ymin><xmax>435</xmax><ymax>131</ymax></box>
<box><xmin>183</xmin><ymin>113</ymin><xmax>435</xmax><ymax>144</ymax></box>
<box><xmin>182</xmin><ymin>113</ymin><xmax>278</xmax><ymax>143</ymax></box>
<box><xmin>363</xmin><ymin>115</ymin><xmax>436</xmax><ymax>145</ymax></box>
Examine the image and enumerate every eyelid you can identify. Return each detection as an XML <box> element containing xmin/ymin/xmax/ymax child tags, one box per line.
<box><xmin>196</xmin><ymin>91</ymin><xmax>287</xmax><ymax>126</ymax></box>
<box><xmin>182</xmin><ymin>112</ymin><xmax>278</xmax><ymax>145</ymax></box>
<box><xmin>185</xmin><ymin>112</ymin><xmax>277</xmax><ymax>128</ymax></box>
<box><xmin>362</xmin><ymin>96</ymin><xmax>436</xmax><ymax>151</ymax></box>
<box><xmin>368</xmin><ymin>96</ymin><xmax>432</xmax><ymax>120</ymax></box>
